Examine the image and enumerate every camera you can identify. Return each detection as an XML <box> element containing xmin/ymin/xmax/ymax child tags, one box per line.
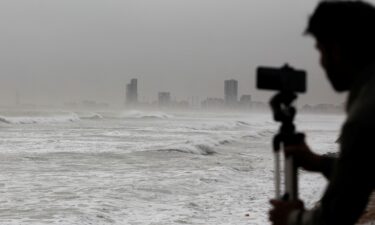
<box><xmin>256</xmin><ymin>64</ymin><xmax>307</xmax><ymax>93</ymax></box>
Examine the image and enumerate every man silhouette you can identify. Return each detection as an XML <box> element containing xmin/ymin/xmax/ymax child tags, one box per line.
<box><xmin>269</xmin><ymin>1</ymin><xmax>375</xmax><ymax>225</ymax></box>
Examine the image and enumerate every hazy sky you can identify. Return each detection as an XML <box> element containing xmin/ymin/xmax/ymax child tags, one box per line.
<box><xmin>0</xmin><ymin>0</ymin><xmax>371</xmax><ymax>107</ymax></box>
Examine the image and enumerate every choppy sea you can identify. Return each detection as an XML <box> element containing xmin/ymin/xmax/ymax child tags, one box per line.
<box><xmin>0</xmin><ymin>110</ymin><xmax>345</xmax><ymax>225</ymax></box>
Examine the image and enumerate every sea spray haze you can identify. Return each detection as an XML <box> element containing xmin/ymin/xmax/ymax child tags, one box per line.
<box><xmin>0</xmin><ymin>110</ymin><xmax>344</xmax><ymax>224</ymax></box>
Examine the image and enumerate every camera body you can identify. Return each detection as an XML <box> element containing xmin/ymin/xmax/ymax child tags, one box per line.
<box><xmin>256</xmin><ymin>64</ymin><xmax>307</xmax><ymax>93</ymax></box>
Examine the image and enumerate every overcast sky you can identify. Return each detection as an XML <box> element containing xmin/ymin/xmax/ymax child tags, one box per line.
<box><xmin>1</xmin><ymin>0</ymin><xmax>371</xmax><ymax>107</ymax></box>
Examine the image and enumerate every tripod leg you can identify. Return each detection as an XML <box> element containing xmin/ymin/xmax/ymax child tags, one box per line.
<box><xmin>284</xmin><ymin>133</ymin><xmax>304</xmax><ymax>201</ymax></box>
<box><xmin>274</xmin><ymin>151</ymin><xmax>281</xmax><ymax>199</ymax></box>
<box><xmin>285</xmin><ymin>155</ymin><xmax>298</xmax><ymax>201</ymax></box>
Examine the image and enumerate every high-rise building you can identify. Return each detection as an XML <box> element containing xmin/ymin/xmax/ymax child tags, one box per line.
<box><xmin>158</xmin><ymin>92</ymin><xmax>171</xmax><ymax>107</ymax></box>
<box><xmin>126</xmin><ymin>79</ymin><xmax>138</xmax><ymax>105</ymax></box>
<box><xmin>224</xmin><ymin>79</ymin><xmax>238</xmax><ymax>105</ymax></box>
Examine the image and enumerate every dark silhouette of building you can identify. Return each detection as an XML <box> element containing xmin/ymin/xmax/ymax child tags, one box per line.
<box><xmin>224</xmin><ymin>79</ymin><xmax>238</xmax><ymax>106</ymax></box>
<box><xmin>126</xmin><ymin>79</ymin><xmax>138</xmax><ymax>106</ymax></box>
<box><xmin>158</xmin><ymin>92</ymin><xmax>171</xmax><ymax>107</ymax></box>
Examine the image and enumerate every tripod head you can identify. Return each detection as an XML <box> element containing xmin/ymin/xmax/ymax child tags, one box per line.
<box><xmin>271</xmin><ymin>92</ymin><xmax>297</xmax><ymax>135</ymax></box>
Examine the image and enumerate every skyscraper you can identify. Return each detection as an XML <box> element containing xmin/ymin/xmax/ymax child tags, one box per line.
<box><xmin>126</xmin><ymin>79</ymin><xmax>138</xmax><ymax>106</ymax></box>
<box><xmin>224</xmin><ymin>79</ymin><xmax>238</xmax><ymax>106</ymax></box>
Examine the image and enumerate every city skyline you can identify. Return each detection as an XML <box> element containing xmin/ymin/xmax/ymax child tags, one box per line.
<box><xmin>124</xmin><ymin>78</ymin><xmax>250</xmax><ymax>107</ymax></box>
<box><xmin>4</xmin><ymin>76</ymin><xmax>345</xmax><ymax>109</ymax></box>
<box><xmin>118</xmin><ymin>78</ymin><xmax>343</xmax><ymax>112</ymax></box>
<box><xmin>0</xmin><ymin>0</ymin><xmax>354</xmax><ymax>107</ymax></box>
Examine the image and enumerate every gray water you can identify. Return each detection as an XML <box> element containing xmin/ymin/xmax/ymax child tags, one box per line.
<box><xmin>0</xmin><ymin>110</ymin><xmax>344</xmax><ymax>225</ymax></box>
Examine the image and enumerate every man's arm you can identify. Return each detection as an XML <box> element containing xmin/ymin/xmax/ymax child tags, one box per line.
<box><xmin>289</xmin><ymin>122</ymin><xmax>374</xmax><ymax>225</ymax></box>
<box><xmin>284</xmin><ymin>144</ymin><xmax>337</xmax><ymax>179</ymax></box>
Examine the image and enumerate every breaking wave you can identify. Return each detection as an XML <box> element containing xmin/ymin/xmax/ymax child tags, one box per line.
<box><xmin>235</xmin><ymin>121</ymin><xmax>251</xmax><ymax>126</ymax></box>
<box><xmin>0</xmin><ymin>113</ymin><xmax>80</xmax><ymax>124</ymax></box>
<box><xmin>156</xmin><ymin>137</ymin><xmax>235</xmax><ymax>155</ymax></box>
<box><xmin>241</xmin><ymin>129</ymin><xmax>276</xmax><ymax>139</ymax></box>
<box><xmin>159</xmin><ymin>146</ymin><xmax>216</xmax><ymax>155</ymax></box>
<box><xmin>0</xmin><ymin>117</ymin><xmax>11</xmax><ymax>124</ymax></box>
<box><xmin>120</xmin><ymin>110</ymin><xmax>174</xmax><ymax>119</ymax></box>
<box><xmin>0</xmin><ymin>110</ymin><xmax>173</xmax><ymax>124</ymax></box>
<box><xmin>78</xmin><ymin>112</ymin><xmax>104</xmax><ymax>120</ymax></box>
<box><xmin>183</xmin><ymin>120</ymin><xmax>253</xmax><ymax>132</ymax></box>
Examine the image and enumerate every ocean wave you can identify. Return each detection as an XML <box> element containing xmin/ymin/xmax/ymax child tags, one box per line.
<box><xmin>78</xmin><ymin>112</ymin><xmax>104</xmax><ymax>120</ymax></box>
<box><xmin>120</xmin><ymin>110</ymin><xmax>174</xmax><ymax>119</ymax></box>
<box><xmin>241</xmin><ymin>129</ymin><xmax>276</xmax><ymax>139</ymax></box>
<box><xmin>0</xmin><ymin>117</ymin><xmax>11</xmax><ymax>124</ymax></box>
<box><xmin>257</xmin><ymin>129</ymin><xmax>275</xmax><ymax>137</ymax></box>
<box><xmin>156</xmin><ymin>137</ymin><xmax>234</xmax><ymax>155</ymax></box>
<box><xmin>0</xmin><ymin>113</ymin><xmax>80</xmax><ymax>124</ymax></box>
<box><xmin>158</xmin><ymin>145</ymin><xmax>216</xmax><ymax>155</ymax></box>
<box><xmin>159</xmin><ymin>147</ymin><xmax>214</xmax><ymax>155</ymax></box>
<box><xmin>235</xmin><ymin>121</ymin><xmax>251</xmax><ymax>126</ymax></box>
<box><xmin>0</xmin><ymin>110</ymin><xmax>176</xmax><ymax>124</ymax></box>
<box><xmin>185</xmin><ymin>120</ymin><xmax>253</xmax><ymax>132</ymax></box>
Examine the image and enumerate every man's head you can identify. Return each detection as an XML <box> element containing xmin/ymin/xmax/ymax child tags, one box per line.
<box><xmin>306</xmin><ymin>1</ymin><xmax>375</xmax><ymax>92</ymax></box>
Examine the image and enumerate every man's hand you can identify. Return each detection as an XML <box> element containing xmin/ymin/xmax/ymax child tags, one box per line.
<box><xmin>269</xmin><ymin>199</ymin><xmax>304</xmax><ymax>225</ymax></box>
<box><xmin>284</xmin><ymin>142</ymin><xmax>323</xmax><ymax>173</ymax></box>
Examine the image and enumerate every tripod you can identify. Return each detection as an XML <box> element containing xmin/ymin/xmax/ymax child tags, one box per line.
<box><xmin>270</xmin><ymin>92</ymin><xmax>304</xmax><ymax>201</ymax></box>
